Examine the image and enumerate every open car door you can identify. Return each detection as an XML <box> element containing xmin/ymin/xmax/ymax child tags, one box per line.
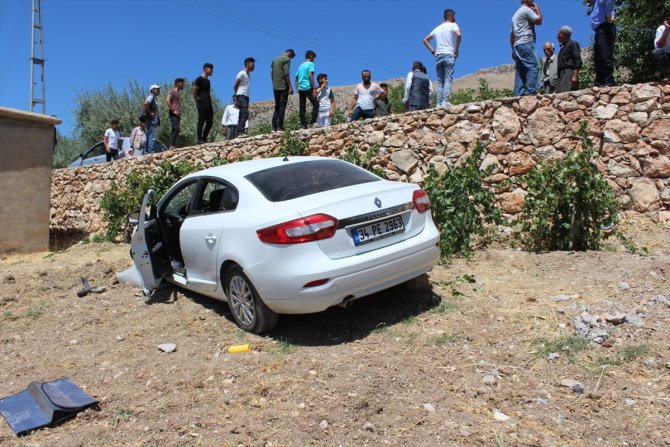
<box><xmin>130</xmin><ymin>190</ymin><xmax>168</xmax><ymax>295</ymax></box>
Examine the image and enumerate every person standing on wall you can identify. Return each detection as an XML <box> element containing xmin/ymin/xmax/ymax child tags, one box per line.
<box><xmin>103</xmin><ymin>119</ymin><xmax>121</xmax><ymax>162</ymax></box>
<box><xmin>295</xmin><ymin>50</ymin><xmax>319</xmax><ymax>129</ymax></box>
<box><xmin>423</xmin><ymin>8</ymin><xmax>461</xmax><ymax>107</ymax></box>
<box><xmin>166</xmin><ymin>78</ymin><xmax>184</xmax><ymax>150</ymax></box>
<box><xmin>234</xmin><ymin>57</ymin><xmax>255</xmax><ymax>138</ymax></box>
<box><xmin>271</xmin><ymin>49</ymin><xmax>295</xmax><ymax>133</ymax></box>
<box><xmin>541</xmin><ymin>42</ymin><xmax>558</xmax><ymax>93</ymax></box>
<box><xmin>315</xmin><ymin>73</ymin><xmax>335</xmax><ymax>128</ymax></box>
<box><xmin>403</xmin><ymin>61</ymin><xmax>433</xmax><ymax>111</ymax></box>
<box><xmin>194</xmin><ymin>63</ymin><xmax>214</xmax><ymax>144</ymax></box>
<box><xmin>555</xmin><ymin>26</ymin><xmax>582</xmax><ymax>93</ymax></box>
<box><xmin>510</xmin><ymin>1</ymin><xmax>543</xmax><ymax>96</ymax></box>
<box><xmin>128</xmin><ymin>117</ymin><xmax>146</xmax><ymax>156</ymax></box>
<box><xmin>144</xmin><ymin>85</ymin><xmax>160</xmax><ymax>153</ymax></box>
<box><xmin>587</xmin><ymin>0</ymin><xmax>616</xmax><ymax>87</ymax></box>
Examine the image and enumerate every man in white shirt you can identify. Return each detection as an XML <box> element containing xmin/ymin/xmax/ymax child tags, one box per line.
<box><xmin>103</xmin><ymin>119</ymin><xmax>121</xmax><ymax>162</ymax></box>
<box><xmin>423</xmin><ymin>9</ymin><xmax>461</xmax><ymax>107</ymax></box>
<box><xmin>221</xmin><ymin>96</ymin><xmax>249</xmax><ymax>140</ymax></box>
<box><xmin>233</xmin><ymin>57</ymin><xmax>255</xmax><ymax>138</ymax></box>
<box><xmin>653</xmin><ymin>7</ymin><xmax>670</xmax><ymax>75</ymax></box>
<box><xmin>349</xmin><ymin>70</ymin><xmax>385</xmax><ymax>121</ymax></box>
<box><xmin>541</xmin><ymin>42</ymin><xmax>558</xmax><ymax>93</ymax></box>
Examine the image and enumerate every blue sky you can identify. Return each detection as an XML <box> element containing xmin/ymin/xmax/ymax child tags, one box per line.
<box><xmin>0</xmin><ymin>0</ymin><xmax>593</xmax><ymax>136</ymax></box>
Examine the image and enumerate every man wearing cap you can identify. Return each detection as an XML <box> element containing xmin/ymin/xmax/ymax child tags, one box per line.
<box><xmin>233</xmin><ymin>57</ymin><xmax>255</xmax><ymax>138</ymax></box>
<box><xmin>144</xmin><ymin>84</ymin><xmax>161</xmax><ymax>153</ymax></box>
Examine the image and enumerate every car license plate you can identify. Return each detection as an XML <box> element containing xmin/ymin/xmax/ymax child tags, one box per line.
<box><xmin>351</xmin><ymin>215</ymin><xmax>405</xmax><ymax>246</ymax></box>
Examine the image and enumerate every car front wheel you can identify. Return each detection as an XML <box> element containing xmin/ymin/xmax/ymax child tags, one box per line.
<box><xmin>226</xmin><ymin>267</ymin><xmax>278</xmax><ymax>334</ymax></box>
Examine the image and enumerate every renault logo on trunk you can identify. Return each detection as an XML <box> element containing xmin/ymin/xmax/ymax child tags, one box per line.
<box><xmin>374</xmin><ymin>197</ymin><xmax>382</xmax><ymax>208</ymax></box>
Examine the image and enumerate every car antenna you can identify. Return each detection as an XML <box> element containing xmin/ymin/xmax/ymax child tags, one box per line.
<box><xmin>282</xmin><ymin>156</ymin><xmax>289</xmax><ymax>162</ymax></box>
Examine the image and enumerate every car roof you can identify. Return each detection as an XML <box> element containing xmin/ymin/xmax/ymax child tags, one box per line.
<box><xmin>184</xmin><ymin>156</ymin><xmax>342</xmax><ymax>182</ymax></box>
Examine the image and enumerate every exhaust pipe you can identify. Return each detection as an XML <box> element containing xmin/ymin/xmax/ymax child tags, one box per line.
<box><xmin>338</xmin><ymin>295</ymin><xmax>355</xmax><ymax>309</ymax></box>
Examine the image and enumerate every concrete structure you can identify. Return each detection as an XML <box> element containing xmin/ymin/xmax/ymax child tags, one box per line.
<box><xmin>50</xmin><ymin>82</ymin><xmax>670</xmax><ymax>236</ymax></box>
<box><xmin>1</xmin><ymin>107</ymin><xmax>60</xmax><ymax>253</ymax></box>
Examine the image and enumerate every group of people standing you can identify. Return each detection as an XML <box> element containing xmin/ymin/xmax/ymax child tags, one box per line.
<box><xmin>100</xmin><ymin>2</ymin><xmax>670</xmax><ymax>162</ymax></box>
<box><xmin>515</xmin><ymin>0</ymin><xmax>669</xmax><ymax>97</ymax></box>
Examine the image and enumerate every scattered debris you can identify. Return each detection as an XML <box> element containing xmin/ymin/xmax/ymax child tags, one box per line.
<box><xmin>423</xmin><ymin>403</ymin><xmax>435</xmax><ymax>413</ymax></box>
<box><xmin>0</xmin><ymin>378</ymin><xmax>97</xmax><ymax>436</ymax></box>
<box><xmin>3</xmin><ymin>274</ymin><xmax>15</xmax><ymax>284</ymax></box>
<box><xmin>493</xmin><ymin>409</ymin><xmax>510</xmax><ymax>421</ymax></box>
<box><xmin>76</xmin><ymin>277</ymin><xmax>107</xmax><ymax>297</ymax></box>
<box><xmin>319</xmin><ymin>420</ymin><xmax>329</xmax><ymax>429</ymax></box>
<box><xmin>624</xmin><ymin>313</ymin><xmax>645</xmax><ymax>327</ymax></box>
<box><xmin>227</xmin><ymin>344</ymin><xmax>251</xmax><ymax>354</ymax></box>
<box><xmin>560</xmin><ymin>379</ymin><xmax>585</xmax><ymax>394</ymax></box>
<box><xmin>573</xmin><ymin>314</ymin><xmax>610</xmax><ymax>344</ymax></box>
<box><xmin>363</xmin><ymin>422</ymin><xmax>375</xmax><ymax>432</ymax></box>
<box><xmin>553</xmin><ymin>294</ymin><xmax>578</xmax><ymax>302</ymax></box>
<box><xmin>624</xmin><ymin>399</ymin><xmax>637</xmax><ymax>406</ymax></box>
<box><xmin>618</xmin><ymin>282</ymin><xmax>630</xmax><ymax>291</ymax></box>
<box><xmin>547</xmin><ymin>352</ymin><xmax>560</xmax><ymax>360</ymax></box>
<box><xmin>604</xmin><ymin>313</ymin><xmax>627</xmax><ymax>325</ymax></box>
<box><xmin>482</xmin><ymin>374</ymin><xmax>497</xmax><ymax>385</ymax></box>
<box><xmin>157</xmin><ymin>343</ymin><xmax>177</xmax><ymax>353</ymax></box>
<box><xmin>115</xmin><ymin>335</ymin><xmax>125</xmax><ymax>342</ymax></box>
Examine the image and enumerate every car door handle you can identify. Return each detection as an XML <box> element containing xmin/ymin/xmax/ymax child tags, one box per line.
<box><xmin>205</xmin><ymin>234</ymin><xmax>217</xmax><ymax>244</ymax></box>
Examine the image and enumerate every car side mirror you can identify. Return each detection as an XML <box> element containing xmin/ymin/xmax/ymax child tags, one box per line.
<box><xmin>78</xmin><ymin>153</ymin><xmax>84</xmax><ymax>158</ymax></box>
<box><xmin>128</xmin><ymin>210</ymin><xmax>140</xmax><ymax>225</ymax></box>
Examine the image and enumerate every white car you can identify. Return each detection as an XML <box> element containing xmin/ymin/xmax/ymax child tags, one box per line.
<box><xmin>123</xmin><ymin>156</ymin><xmax>440</xmax><ymax>333</ymax></box>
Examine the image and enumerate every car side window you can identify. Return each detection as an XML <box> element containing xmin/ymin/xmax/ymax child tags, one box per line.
<box><xmin>87</xmin><ymin>143</ymin><xmax>106</xmax><ymax>159</ymax></box>
<box><xmin>163</xmin><ymin>182</ymin><xmax>198</xmax><ymax>218</ymax></box>
<box><xmin>193</xmin><ymin>179</ymin><xmax>239</xmax><ymax>215</ymax></box>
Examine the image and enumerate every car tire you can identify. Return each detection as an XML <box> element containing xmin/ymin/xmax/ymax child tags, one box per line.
<box><xmin>226</xmin><ymin>267</ymin><xmax>278</xmax><ymax>334</ymax></box>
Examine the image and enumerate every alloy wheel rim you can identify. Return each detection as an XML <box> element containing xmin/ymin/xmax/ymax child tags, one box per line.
<box><xmin>230</xmin><ymin>275</ymin><xmax>255</xmax><ymax>326</ymax></box>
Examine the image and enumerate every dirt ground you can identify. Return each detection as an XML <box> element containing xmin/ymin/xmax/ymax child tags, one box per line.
<box><xmin>1</xmin><ymin>214</ymin><xmax>669</xmax><ymax>447</ymax></box>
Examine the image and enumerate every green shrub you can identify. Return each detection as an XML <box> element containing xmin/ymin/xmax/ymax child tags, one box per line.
<box><xmin>278</xmin><ymin>131</ymin><xmax>308</xmax><ymax>157</ymax></box>
<box><xmin>515</xmin><ymin>123</ymin><xmax>619</xmax><ymax>252</ymax></box>
<box><xmin>424</xmin><ymin>141</ymin><xmax>501</xmax><ymax>259</ymax></box>
<box><xmin>451</xmin><ymin>79</ymin><xmax>513</xmax><ymax>105</ymax></box>
<box><xmin>100</xmin><ymin>161</ymin><xmax>200</xmax><ymax>240</ymax></box>
<box><xmin>338</xmin><ymin>144</ymin><xmax>386</xmax><ymax>178</ymax></box>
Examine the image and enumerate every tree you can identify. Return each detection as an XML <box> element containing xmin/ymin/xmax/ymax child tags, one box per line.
<box><xmin>584</xmin><ymin>0</ymin><xmax>667</xmax><ymax>84</ymax></box>
<box><xmin>614</xmin><ymin>0</ymin><xmax>668</xmax><ymax>83</ymax></box>
<box><xmin>54</xmin><ymin>80</ymin><xmax>225</xmax><ymax>167</ymax></box>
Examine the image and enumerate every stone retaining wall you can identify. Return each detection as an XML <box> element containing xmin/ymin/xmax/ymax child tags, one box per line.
<box><xmin>51</xmin><ymin>82</ymin><xmax>670</xmax><ymax>235</ymax></box>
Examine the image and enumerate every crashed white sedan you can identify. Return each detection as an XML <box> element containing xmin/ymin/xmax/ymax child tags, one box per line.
<box><xmin>124</xmin><ymin>156</ymin><xmax>440</xmax><ymax>333</ymax></box>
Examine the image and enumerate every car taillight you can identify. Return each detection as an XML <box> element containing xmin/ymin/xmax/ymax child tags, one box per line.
<box><xmin>257</xmin><ymin>214</ymin><xmax>338</xmax><ymax>244</ymax></box>
<box><xmin>412</xmin><ymin>189</ymin><xmax>431</xmax><ymax>213</ymax></box>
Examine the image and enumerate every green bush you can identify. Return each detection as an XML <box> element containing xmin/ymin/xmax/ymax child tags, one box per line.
<box><xmin>100</xmin><ymin>161</ymin><xmax>200</xmax><ymax>240</ymax></box>
<box><xmin>515</xmin><ymin>123</ymin><xmax>619</xmax><ymax>252</ymax></box>
<box><xmin>451</xmin><ymin>79</ymin><xmax>513</xmax><ymax>105</ymax></box>
<box><xmin>424</xmin><ymin>141</ymin><xmax>501</xmax><ymax>259</ymax></box>
<box><xmin>278</xmin><ymin>131</ymin><xmax>308</xmax><ymax>157</ymax></box>
<box><xmin>338</xmin><ymin>144</ymin><xmax>386</xmax><ymax>178</ymax></box>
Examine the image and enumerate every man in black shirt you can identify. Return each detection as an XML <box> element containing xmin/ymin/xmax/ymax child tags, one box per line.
<box><xmin>556</xmin><ymin>26</ymin><xmax>582</xmax><ymax>93</ymax></box>
<box><xmin>193</xmin><ymin>63</ymin><xmax>214</xmax><ymax>144</ymax></box>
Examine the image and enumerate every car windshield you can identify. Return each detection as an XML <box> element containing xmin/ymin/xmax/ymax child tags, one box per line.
<box><xmin>245</xmin><ymin>159</ymin><xmax>381</xmax><ymax>202</ymax></box>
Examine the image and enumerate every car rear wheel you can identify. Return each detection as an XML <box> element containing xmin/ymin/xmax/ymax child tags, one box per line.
<box><xmin>226</xmin><ymin>267</ymin><xmax>278</xmax><ymax>334</ymax></box>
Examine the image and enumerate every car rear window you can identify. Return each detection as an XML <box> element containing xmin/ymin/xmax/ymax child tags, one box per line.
<box><xmin>245</xmin><ymin>159</ymin><xmax>381</xmax><ymax>202</ymax></box>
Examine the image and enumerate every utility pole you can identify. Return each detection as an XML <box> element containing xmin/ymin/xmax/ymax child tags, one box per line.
<box><xmin>30</xmin><ymin>0</ymin><xmax>46</xmax><ymax>114</ymax></box>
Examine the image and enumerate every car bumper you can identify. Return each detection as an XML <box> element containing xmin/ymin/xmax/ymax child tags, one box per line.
<box><xmin>247</xmin><ymin>226</ymin><xmax>440</xmax><ymax>314</ymax></box>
